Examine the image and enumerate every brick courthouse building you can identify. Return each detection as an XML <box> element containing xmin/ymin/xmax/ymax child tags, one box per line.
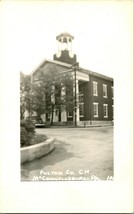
<box><xmin>31</xmin><ymin>32</ymin><xmax>114</xmax><ymax>126</ymax></box>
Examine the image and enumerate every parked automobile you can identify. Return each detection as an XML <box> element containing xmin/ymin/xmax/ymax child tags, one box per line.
<box><xmin>26</xmin><ymin>116</ymin><xmax>45</xmax><ymax>128</ymax></box>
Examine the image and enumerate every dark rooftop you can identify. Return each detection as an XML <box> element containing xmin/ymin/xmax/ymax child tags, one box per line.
<box><xmin>56</xmin><ymin>32</ymin><xmax>74</xmax><ymax>40</ymax></box>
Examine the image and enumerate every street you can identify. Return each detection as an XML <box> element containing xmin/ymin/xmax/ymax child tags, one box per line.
<box><xmin>21</xmin><ymin>126</ymin><xmax>113</xmax><ymax>181</ymax></box>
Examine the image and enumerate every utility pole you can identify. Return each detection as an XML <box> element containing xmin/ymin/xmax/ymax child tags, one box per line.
<box><xmin>70</xmin><ymin>62</ymin><xmax>79</xmax><ymax>127</ymax></box>
<box><xmin>74</xmin><ymin>65</ymin><xmax>77</xmax><ymax>127</ymax></box>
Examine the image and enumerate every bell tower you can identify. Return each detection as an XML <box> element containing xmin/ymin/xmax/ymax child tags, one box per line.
<box><xmin>53</xmin><ymin>32</ymin><xmax>77</xmax><ymax>65</ymax></box>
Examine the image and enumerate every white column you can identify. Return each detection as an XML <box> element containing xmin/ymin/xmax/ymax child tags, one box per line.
<box><xmin>67</xmin><ymin>37</ymin><xmax>70</xmax><ymax>50</ymax></box>
<box><xmin>53</xmin><ymin>110</ymin><xmax>58</xmax><ymax>122</ymax></box>
<box><xmin>41</xmin><ymin>114</ymin><xmax>46</xmax><ymax>122</ymax></box>
<box><xmin>61</xmin><ymin>111</ymin><xmax>67</xmax><ymax>122</ymax></box>
<box><xmin>61</xmin><ymin>84</ymin><xmax>67</xmax><ymax>122</ymax></box>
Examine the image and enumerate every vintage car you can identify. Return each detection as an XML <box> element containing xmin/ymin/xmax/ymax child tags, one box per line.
<box><xmin>26</xmin><ymin>116</ymin><xmax>45</xmax><ymax>128</ymax></box>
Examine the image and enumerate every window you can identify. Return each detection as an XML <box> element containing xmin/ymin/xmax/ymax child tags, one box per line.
<box><xmin>79</xmin><ymin>83</ymin><xmax>84</xmax><ymax>94</ymax></box>
<box><xmin>111</xmin><ymin>86</ymin><xmax>114</xmax><ymax>99</ymax></box>
<box><xmin>79</xmin><ymin>93</ymin><xmax>84</xmax><ymax>103</ymax></box>
<box><xmin>67</xmin><ymin>111</ymin><xmax>73</xmax><ymax>117</ymax></box>
<box><xmin>79</xmin><ymin>83</ymin><xmax>84</xmax><ymax>102</ymax></box>
<box><xmin>93</xmin><ymin>81</ymin><xmax>98</xmax><ymax>96</ymax></box>
<box><xmin>79</xmin><ymin>83</ymin><xmax>84</xmax><ymax>117</ymax></box>
<box><xmin>93</xmin><ymin>103</ymin><xmax>99</xmax><ymax>117</ymax></box>
<box><xmin>79</xmin><ymin>103</ymin><xmax>84</xmax><ymax>117</ymax></box>
<box><xmin>79</xmin><ymin>93</ymin><xmax>84</xmax><ymax>117</ymax></box>
<box><xmin>103</xmin><ymin>84</ymin><xmax>107</xmax><ymax>98</ymax></box>
<box><xmin>103</xmin><ymin>104</ymin><xmax>108</xmax><ymax>118</ymax></box>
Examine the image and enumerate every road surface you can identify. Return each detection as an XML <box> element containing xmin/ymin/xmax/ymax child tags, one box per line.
<box><xmin>21</xmin><ymin>126</ymin><xmax>113</xmax><ymax>181</ymax></box>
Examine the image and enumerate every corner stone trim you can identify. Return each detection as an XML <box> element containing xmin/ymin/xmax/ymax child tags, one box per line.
<box><xmin>21</xmin><ymin>138</ymin><xmax>55</xmax><ymax>164</ymax></box>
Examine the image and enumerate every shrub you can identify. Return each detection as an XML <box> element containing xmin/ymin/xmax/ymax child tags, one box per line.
<box><xmin>20</xmin><ymin>119</ymin><xmax>35</xmax><ymax>147</ymax></box>
<box><xmin>33</xmin><ymin>134</ymin><xmax>47</xmax><ymax>144</ymax></box>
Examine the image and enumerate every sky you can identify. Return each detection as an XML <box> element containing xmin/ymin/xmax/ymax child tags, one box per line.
<box><xmin>0</xmin><ymin>0</ymin><xmax>133</xmax><ymax>79</ymax></box>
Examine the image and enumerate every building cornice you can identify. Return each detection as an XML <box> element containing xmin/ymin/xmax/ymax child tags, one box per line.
<box><xmin>31</xmin><ymin>58</ymin><xmax>113</xmax><ymax>82</ymax></box>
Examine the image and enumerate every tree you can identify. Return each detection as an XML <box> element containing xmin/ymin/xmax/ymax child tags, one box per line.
<box><xmin>32</xmin><ymin>64</ymin><xmax>75</xmax><ymax>125</ymax></box>
<box><xmin>31</xmin><ymin>80</ymin><xmax>46</xmax><ymax>117</ymax></box>
<box><xmin>20</xmin><ymin>64</ymin><xmax>78</xmax><ymax>125</ymax></box>
<box><xmin>20</xmin><ymin>72</ymin><xmax>32</xmax><ymax>119</ymax></box>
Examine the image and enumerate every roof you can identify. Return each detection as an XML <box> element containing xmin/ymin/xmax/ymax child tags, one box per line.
<box><xmin>31</xmin><ymin>58</ymin><xmax>72</xmax><ymax>75</ymax></box>
<box><xmin>31</xmin><ymin>58</ymin><xmax>113</xmax><ymax>82</ymax></box>
<box><xmin>56</xmin><ymin>32</ymin><xmax>74</xmax><ymax>40</ymax></box>
<box><xmin>79</xmin><ymin>67</ymin><xmax>113</xmax><ymax>81</ymax></box>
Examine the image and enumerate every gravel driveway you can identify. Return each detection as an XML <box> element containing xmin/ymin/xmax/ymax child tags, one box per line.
<box><xmin>21</xmin><ymin>126</ymin><xmax>113</xmax><ymax>181</ymax></box>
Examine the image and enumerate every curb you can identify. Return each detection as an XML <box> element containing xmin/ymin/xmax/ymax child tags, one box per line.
<box><xmin>21</xmin><ymin>138</ymin><xmax>55</xmax><ymax>164</ymax></box>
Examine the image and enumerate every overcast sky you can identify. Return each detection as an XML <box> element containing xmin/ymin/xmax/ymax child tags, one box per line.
<box><xmin>0</xmin><ymin>0</ymin><xmax>133</xmax><ymax>78</ymax></box>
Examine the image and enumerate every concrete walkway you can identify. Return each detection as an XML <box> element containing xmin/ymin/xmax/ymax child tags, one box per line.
<box><xmin>21</xmin><ymin>127</ymin><xmax>113</xmax><ymax>181</ymax></box>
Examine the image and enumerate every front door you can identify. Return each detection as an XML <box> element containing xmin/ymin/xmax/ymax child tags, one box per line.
<box><xmin>59</xmin><ymin>109</ymin><xmax>61</xmax><ymax>122</ymax></box>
